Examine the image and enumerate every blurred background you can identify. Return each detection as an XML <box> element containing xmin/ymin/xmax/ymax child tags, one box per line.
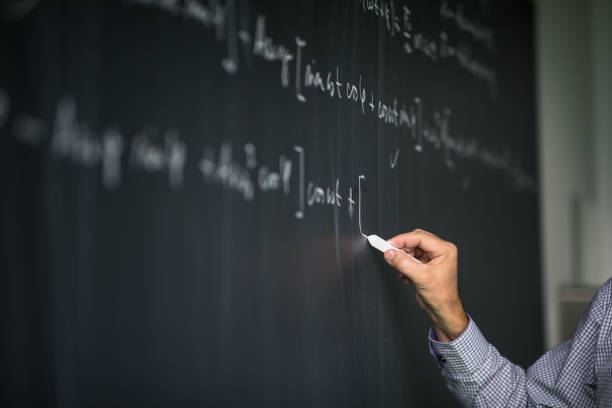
<box><xmin>536</xmin><ymin>0</ymin><xmax>612</xmax><ymax>348</ymax></box>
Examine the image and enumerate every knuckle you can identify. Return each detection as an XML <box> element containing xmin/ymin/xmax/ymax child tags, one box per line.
<box><xmin>446</xmin><ymin>242</ymin><xmax>458</xmax><ymax>256</ymax></box>
<box><xmin>397</xmin><ymin>258</ymin><xmax>410</xmax><ymax>270</ymax></box>
<box><xmin>396</xmin><ymin>256</ymin><xmax>413</xmax><ymax>271</ymax></box>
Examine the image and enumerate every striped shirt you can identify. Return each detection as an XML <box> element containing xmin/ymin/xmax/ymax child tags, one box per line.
<box><xmin>429</xmin><ymin>278</ymin><xmax>612</xmax><ymax>407</ymax></box>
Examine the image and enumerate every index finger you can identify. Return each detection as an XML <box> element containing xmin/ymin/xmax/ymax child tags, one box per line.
<box><xmin>388</xmin><ymin>229</ymin><xmax>449</xmax><ymax>259</ymax></box>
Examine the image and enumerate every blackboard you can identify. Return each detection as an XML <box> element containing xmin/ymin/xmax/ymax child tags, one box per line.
<box><xmin>0</xmin><ymin>1</ymin><xmax>542</xmax><ymax>406</ymax></box>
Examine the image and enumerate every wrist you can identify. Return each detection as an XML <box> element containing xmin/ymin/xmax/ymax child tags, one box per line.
<box><xmin>431</xmin><ymin>306</ymin><xmax>468</xmax><ymax>342</ymax></box>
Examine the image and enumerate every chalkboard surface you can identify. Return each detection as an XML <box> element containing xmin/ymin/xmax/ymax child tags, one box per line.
<box><xmin>1</xmin><ymin>1</ymin><xmax>541</xmax><ymax>406</ymax></box>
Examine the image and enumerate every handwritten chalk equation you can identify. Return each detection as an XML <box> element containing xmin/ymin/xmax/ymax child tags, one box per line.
<box><xmin>3</xmin><ymin>0</ymin><xmax>536</xmax><ymax>196</ymax></box>
<box><xmin>123</xmin><ymin>0</ymin><xmax>534</xmax><ymax>190</ymax></box>
<box><xmin>359</xmin><ymin>0</ymin><xmax>497</xmax><ymax>91</ymax></box>
<box><xmin>7</xmin><ymin>96</ymin><xmax>385</xmax><ymax>227</ymax></box>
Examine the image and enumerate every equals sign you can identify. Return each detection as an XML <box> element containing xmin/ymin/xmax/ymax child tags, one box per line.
<box><xmin>238</xmin><ymin>30</ymin><xmax>251</xmax><ymax>44</ymax></box>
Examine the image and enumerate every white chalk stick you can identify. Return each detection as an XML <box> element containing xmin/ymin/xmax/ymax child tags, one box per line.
<box><xmin>366</xmin><ymin>234</ymin><xmax>422</xmax><ymax>264</ymax></box>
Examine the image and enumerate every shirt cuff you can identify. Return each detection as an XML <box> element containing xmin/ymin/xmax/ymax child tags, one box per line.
<box><xmin>427</xmin><ymin>315</ymin><xmax>490</xmax><ymax>376</ymax></box>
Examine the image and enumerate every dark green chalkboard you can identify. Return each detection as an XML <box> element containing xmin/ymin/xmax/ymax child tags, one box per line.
<box><xmin>0</xmin><ymin>0</ymin><xmax>541</xmax><ymax>406</ymax></box>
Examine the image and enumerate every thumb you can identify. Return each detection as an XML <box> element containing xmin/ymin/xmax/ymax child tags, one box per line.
<box><xmin>384</xmin><ymin>249</ymin><xmax>423</xmax><ymax>280</ymax></box>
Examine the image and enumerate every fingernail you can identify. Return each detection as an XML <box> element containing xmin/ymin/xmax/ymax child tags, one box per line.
<box><xmin>384</xmin><ymin>251</ymin><xmax>395</xmax><ymax>261</ymax></box>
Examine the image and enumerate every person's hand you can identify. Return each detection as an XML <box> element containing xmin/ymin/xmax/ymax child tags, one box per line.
<box><xmin>385</xmin><ymin>229</ymin><xmax>468</xmax><ymax>342</ymax></box>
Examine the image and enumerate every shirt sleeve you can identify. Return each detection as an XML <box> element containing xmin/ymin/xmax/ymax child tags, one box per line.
<box><xmin>427</xmin><ymin>278</ymin><xmax>612</xmax><ymax>407</ymax></box>
<box><xmin>429</xmin><ymin>316</ymin><xmax>528</xmax><ymax>406</ymax></box>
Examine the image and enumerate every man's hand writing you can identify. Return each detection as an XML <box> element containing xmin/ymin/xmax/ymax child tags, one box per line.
<box><xmin>385</xmin><ymin>229</ymin><xmax>468</xmax><ymax>342</ymax></box>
